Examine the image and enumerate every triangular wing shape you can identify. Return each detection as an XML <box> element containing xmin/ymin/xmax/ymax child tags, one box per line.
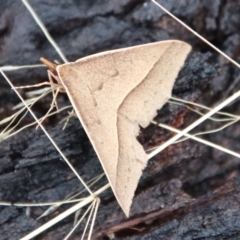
<box><xmin>57</xmin><ymin>40</ymin><xmax>191</xmax><ymax>216</ymax></box>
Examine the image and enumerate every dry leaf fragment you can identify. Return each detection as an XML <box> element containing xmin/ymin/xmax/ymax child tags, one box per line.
<box><xmin>56</xmin><ymin>40</ymin><xmax>191</xmax><ymax>216</ymax></box>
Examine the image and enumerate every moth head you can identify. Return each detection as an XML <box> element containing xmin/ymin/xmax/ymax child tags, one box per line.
<box><xmin>40</xmin><ymin>57</ymin><xmax>66</xmax><ymax>93</ymax></box>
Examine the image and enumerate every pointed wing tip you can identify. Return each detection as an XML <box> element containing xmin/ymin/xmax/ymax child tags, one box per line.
<box><xmin>122</xmin><ymin>207</ymin><xmax>130</xmax><ymax>218</ymax></box>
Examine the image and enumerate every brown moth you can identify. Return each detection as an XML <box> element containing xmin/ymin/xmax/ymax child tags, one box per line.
<box><xmin>42</xmin><ymin>40</ymin><xmax>191</xmax><ymax>216</ymax></box>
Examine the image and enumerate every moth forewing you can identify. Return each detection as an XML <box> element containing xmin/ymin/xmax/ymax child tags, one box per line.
<box><xmin>56</xmin><ymin>40</ymin><xmax>191</xmax><ymax>216</ymax></box>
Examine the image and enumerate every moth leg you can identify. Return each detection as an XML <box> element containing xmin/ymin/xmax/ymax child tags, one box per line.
<box><xmin>15</xmin><ymin>81</ymin><xmax>60</xmax><ymax>89</ymax></box>
<box><xmin>35</xmin><ymin>70</ymin><xmax>64</xmax><ymax>128</ymax></box>
<box><xmin>47</xmin><ymin>69</ymin><xmax>59</xmax><ymax>111</ymax></box>
<box><xmin>36</xmin><ymin>87</ymin><xmax>60</xmax><ymax>128</ymax></box>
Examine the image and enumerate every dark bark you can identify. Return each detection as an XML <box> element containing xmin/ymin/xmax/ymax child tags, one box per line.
<box><xmin>0</xmin><ymin>0</ymin><xmax>240</xmax><ymax>239</ymax></box>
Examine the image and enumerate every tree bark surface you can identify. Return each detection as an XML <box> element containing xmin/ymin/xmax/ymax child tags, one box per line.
<box><xmin>0</xmin><ymin>1</ymin><xmax>240</xmax><ymax>239</ymax></box>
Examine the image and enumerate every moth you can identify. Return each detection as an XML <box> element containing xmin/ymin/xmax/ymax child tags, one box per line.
<box><xmin>41</xmin><ymin>40</ymin><xmax>191</xmax><ymax>216</ymax></box>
